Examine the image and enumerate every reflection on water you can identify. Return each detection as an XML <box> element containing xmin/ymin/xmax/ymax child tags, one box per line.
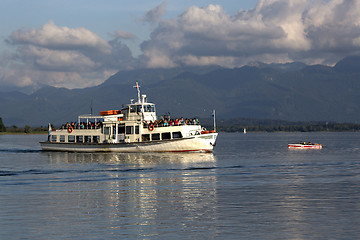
<box><xmin>37</xmin><ymin>152</ymin><xmax>218</xmax><ymax>238</ymax></box>
<box><xmin>45</xmin><ymin>151</ymin><xmax>216</xmax><ymax>165</ymax></box>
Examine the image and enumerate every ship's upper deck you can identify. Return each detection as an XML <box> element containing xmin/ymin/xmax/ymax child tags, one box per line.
<box><xmin>120</xmin><ymin>83</ymin><xmax>157</xmax><ymax>122</ymax></box>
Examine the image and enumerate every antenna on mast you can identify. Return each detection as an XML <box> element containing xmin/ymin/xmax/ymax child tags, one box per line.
<box><xmin>90</xmin><ymin>99</ymin><xmax>93</xmax><ymax>116</ymax></box>
<box><xmin>133</xmin><ymin>82</ymin><xmax>141</xmax><ymax>103</ymax></box>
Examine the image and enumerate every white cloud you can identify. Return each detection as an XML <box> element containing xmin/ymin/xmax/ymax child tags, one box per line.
<box><xmin>140</xmin><ymin>0</ymin><xmax>360</xmax><ymax>68</ymax></box>
<box><xmin>18</xmin><ymin>45</ymin><xmax>97</xmax><ymax>71</ymax></box>
<box><xmin>143</xmin><ymin>48</ymin><xmax>176</xmax><ymax>68</ymax></box>
<box><xmin>2</xmin><ymin>21</ymin><xmax>136</xmax><ymax>89</ymax></box>
<box><xmin>8</xmin><ymin>21</ymin><xmax>111</xmax><ymax>54</ymax></box>
<box><xmin>179</xmin><ymin>55</ymin><xmax>237</xmax><ymax>67</ymax></box>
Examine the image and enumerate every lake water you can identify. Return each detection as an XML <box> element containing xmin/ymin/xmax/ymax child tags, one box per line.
<box><xmin>1</xmin><ymin>132</ymin><xmax>360</xmax><ymax>239</ymax></box>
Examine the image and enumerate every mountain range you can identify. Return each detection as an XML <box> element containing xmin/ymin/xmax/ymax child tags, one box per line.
<box><xmin>1</xmin><ymin>55</ymin><xmax>360</xmax><ymax>127</ymax></box>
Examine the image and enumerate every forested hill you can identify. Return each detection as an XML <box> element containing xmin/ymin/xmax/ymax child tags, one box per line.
<box><xmin>0</xmin><ymin>117</ymin><xmax>6</xmax><ymax>132</ymax></box>
<box><xmin>1</xmin><ymin>55</ymin><xmax>360</xmax><ymax>127</ymax></box>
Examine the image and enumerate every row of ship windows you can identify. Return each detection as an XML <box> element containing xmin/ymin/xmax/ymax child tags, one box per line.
<box><xmin>103</xmin><ymin>125</ymin><xmax>183</xmax><ymax>140</ymax></box>
<box><xmin>50</xmin><ymin>131</ymin><xmax>183</xmax><ymax>143</ymax></box>
<box><xmin>51</xmin><ymin>135</ymin><xmax>99</xmax><ymax>143</ymax></box>
<box><xmin>129</xmin><ymin>104</ymin><xmax>155</xmax><ymax>113</ymax></box>
<box><xmin>103</xmin><ymin>125</ymin><xmax>139</xmax><ymax>135</ymax></box>
<box><xmin>142</xmin><ymin>131</ymin><xmax>182</xmax><ymax>141</ymax></box>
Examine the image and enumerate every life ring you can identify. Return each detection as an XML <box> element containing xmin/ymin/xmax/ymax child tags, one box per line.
<box><xmin>148</xmin><ymin>124</ymin><xmax>154</xmax><ymax>131</ymax></box>
<box><xmin>68</xmin><ymin>126</ymin><xmax>73</xmax><ymax>133</ymax></box>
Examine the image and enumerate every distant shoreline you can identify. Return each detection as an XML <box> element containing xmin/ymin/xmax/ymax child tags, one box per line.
<box><xmin>202</xmin><ymin>119</ymin><xmax>360</xmax><ymax>133</ymax></box>
<box><xmin>0</xmin><ymin>132</ymin><xmax>47</xmax><ymax>135</ymax></box>
<box><xmin>2</xmin><ymin>119</ymin><xmax>360</xmax><ymax>134</ymax></box>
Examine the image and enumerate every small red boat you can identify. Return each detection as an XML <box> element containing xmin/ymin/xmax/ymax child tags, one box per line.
<box><xmin>288</xmin><ymin>142</ymin><xmax>322</xmax><ymax>149</ymax></box>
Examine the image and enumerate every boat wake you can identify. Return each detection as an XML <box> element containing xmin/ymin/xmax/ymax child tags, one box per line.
<box><xmin>0</xmin><ymin>149</ymin><xmax>42</xmax><ymax>153</ymax></box>
<box><xmin>0</xmin><ymin>164</ymin><xmax>245</xmax><ymax>178</ymax></box>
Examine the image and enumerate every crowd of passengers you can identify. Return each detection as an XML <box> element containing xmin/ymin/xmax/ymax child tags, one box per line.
<box><xmin>60</xmin><ymin>116</ymin><xmax>198</xmax><ymax>129</ymax></box>
<box><xmin>143</xmin><ymin>117</ymin><xmax>199</xmax><ymax>128</ymax></box>
<box><xmin>62</xmin><ymin>121</ymin><xmax>102</xmax><ymax>130</ymax></box>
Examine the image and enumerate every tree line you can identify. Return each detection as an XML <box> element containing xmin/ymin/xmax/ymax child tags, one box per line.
<box><xmin>202</xmin><ymin>118</ymin><xmax>360</xmax><ymax>132</ymax></box>
<box><xmin>216</xmin><ymin>123</ymin><xmax>360</xmax><ymax>132</ymax></box>
<box><xmin>0</xmin><ymin>118</ymin><xmax>5</xmax><ymax>132</ymax></box>
<box><xmin>0</xmin><ymin>118</ymin><xmax>48</xmax><ymax>133</ymax></box>
<box><xmin>2</xmin><ymin>116</ymin><xmax>360</xmax><ymax>133</ymax></box>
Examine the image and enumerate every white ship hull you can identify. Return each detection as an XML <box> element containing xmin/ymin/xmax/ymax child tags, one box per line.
<box><xmin>41</xmin><ymin>133</ymin><xmax>218</xmax><ymax>153</ymax></box>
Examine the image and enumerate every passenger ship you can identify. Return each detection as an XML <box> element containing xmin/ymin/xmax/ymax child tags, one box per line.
<box><xmin>40</xmin><ymin>83</ymin><xmax>218</xmax><ymax>152</ymax></box>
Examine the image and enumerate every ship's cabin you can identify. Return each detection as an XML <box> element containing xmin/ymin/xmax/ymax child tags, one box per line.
<box><xmin>121</xmin><ymin>95</ymin><xmax>157</xmax><ymax>122</ymax></box>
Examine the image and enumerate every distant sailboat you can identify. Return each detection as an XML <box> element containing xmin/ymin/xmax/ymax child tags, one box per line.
<box><xmin>243</xmin><ymin>128</ymin><xmax>247</xmax><ymax>134</ymax></box>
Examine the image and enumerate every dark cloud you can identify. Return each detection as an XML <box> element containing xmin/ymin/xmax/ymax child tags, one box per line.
<box><xmin>110</xmin><ymin>30</ymin><xmax>136</xmax><ymax>40</ymax></box>
<box><xmin>303</xmin><ymin>0</ymin><xmax>360</xmax><ymax>62</ymax></box>
<box><xmin>142</xmin><ymin>1</ymin><xmax>167</xmax><ymax>23</ymax></box>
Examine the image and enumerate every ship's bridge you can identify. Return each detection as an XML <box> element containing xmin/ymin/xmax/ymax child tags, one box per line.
<box><xmin>122</xmin><ymin>95</ymin><xmax>157</xmax><ymax>122</ymax></box>
<box><xmin>121</xmin><ymin>83</ymin><xmax>157</xmax><ymax>122</ymax></box>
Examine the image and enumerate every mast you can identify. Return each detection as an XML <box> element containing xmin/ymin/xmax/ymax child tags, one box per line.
<box><xmin>48</xmin><ymin>123</ymin><xmax>52</xmax><ymax>141</ymax></box>
<box><xmin>134</xmin><ymin>82</ymin><xmax>144</xmax><ymax>141</ymax></box>
<box><xmin>213</xmin><ymin>109</ymin><xmax>216</xmax><ymax>132</ymax></box>
<box><xmin>134</xmin><ymin>82</ymin><xmax>141</xmax><ymax>103</ymax></box>
<box><xmin>90</xmin><ymin>99</ymin><xmax>93</xmax><ymax>116</ymax></box>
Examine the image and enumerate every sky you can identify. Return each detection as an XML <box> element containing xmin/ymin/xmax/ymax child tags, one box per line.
<box><xmin>1</xmin><ymin>0</ymin><xmax>360</xmax><ymax>92</ymax></box>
